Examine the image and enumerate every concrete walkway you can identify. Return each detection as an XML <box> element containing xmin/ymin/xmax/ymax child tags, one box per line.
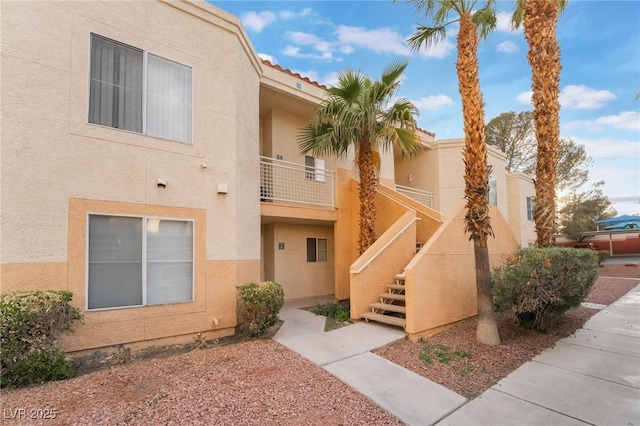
<box><xmin>273</xmin><ymin>299</ymin><xmax>466</xmax><ymax>425</ymax></box>
<box><xmin>274</xmin><ymin>280</ymin><xmax>640</xmax><ymax>425</ymax></box>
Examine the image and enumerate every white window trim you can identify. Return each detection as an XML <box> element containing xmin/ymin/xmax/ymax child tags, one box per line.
<box><xmin>85</xmin><ymin>212</ymin><xmax>195</xmax><ymax>311</ymax></box>
<box><xmin>87</xmin><ymin>33</ymin><xmax>194</xmax><ymax>145</ymax></box>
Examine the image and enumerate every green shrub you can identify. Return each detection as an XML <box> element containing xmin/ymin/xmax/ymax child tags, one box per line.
<box><xmin>310</xmin><ymin>301</ymin><xmax>350</xmax><ymax>322</ymax></box>
<box><xmin>597</xmin><ymin>250</ymin><xmax>610</xmax><ymax>266</ymax></box>
<box><xmin>1</xmin><ymin>290</ymin><xmax>82</xmax><ymax>388</ymax></box>
<box><xmin>492</xmin><ymin>248</ymin><xmax>599</xmax><ymax>331</ymax></box>
<box><xmin>236</xmin><ymin>281</ymin><xmax>284</xmax><ymax>337</ymax></box>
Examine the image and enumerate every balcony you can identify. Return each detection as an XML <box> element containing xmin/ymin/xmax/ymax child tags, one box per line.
<box><xmin>260</xmin><ymin>156</ymin><xmax>335</xmax><ymax>208</ymax></box>
<box><xmin>395</xmin><ymin>184</ymin><xmax>434</xmax><ymax>208</ymax></box>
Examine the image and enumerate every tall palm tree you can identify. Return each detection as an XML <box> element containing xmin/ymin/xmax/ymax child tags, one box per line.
<box><xmin>512</xmin><ymin>0</ymin><xmax>567</xmax><ymax>247</ymax></box>
<box><xmin>405</xmin><ymin>0</ymin><xmax>501</xmax><ymax>345</ymax></box>
<box><xmin>298</xmin><ymin>60</ymin><xmax>422</xmax><ymax>255</ymax></box>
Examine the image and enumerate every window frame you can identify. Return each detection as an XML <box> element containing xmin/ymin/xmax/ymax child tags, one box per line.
<box><xmin>88</xmin><ymin>33</ymin><xmax>193</xmax><ymax>144</ymax></box>
<box><xmin>488</xmin><ymin>175</ymin><xmax>498</xmax><ymax>206</ymax></box>
<box><xmin>86</xmin><ymin>212</ymin><xmax>195</xmax><ymax>311</ymax></box>
<box><xmin>526</xmin><ymin>196</ymin><xmax>535</xmax><ymax>222</ymax></box>
<box><xmin>306</xmin><ymin>237</ymin><xmax>328</xmax><ymax>263</ymax></box>
<box><xmin>304</xmin><ymin>155</ymin><xmax>326</xmax><ymax>182</ymax></box>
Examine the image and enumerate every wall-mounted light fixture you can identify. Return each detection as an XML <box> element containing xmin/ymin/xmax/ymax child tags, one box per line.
<box><xmin>157</xmin><ymin>178</ymin><xmax>167</xmax><ymax>188</ymax></box>
<box><xmin>408</xmin><ymin>174</ymin><xmax>413</xmax><ymax>183</ymax></box>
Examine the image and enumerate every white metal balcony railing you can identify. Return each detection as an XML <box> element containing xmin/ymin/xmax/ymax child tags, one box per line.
<box><xmin>260</xmin><ymin>156</ymin><xmax>335</xmax><ymax>208</ymax></box>
<box><xmin>395</xmin><ymin>184</ymin><xmax>434</xmax><ymax>208</ymax></box>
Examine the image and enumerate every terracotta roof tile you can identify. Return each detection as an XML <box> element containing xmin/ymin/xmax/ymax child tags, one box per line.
<box><xmin>261</xmin><ymin>59</ymin><xmax>327</xmax><ymax>89</ymax></box>
<box><xmin>261</xmin><ymin>60</ymin><xmax>436</xmax><ymax>137</ymax></box>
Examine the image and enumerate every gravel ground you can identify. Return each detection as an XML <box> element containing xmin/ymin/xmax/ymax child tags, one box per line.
<box><xmin>1</xmin><ymin>264</ymin><xmax>638</xmax><ymax>424</ymax></box>
<box><xmin>378</xmin><ymin>263</ymin><xmax>640</xmax><ymax>399</ymax></box>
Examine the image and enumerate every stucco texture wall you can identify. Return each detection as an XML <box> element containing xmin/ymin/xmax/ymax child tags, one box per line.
<box><xmin>404</xmin><ymin>205</ymin><xmax>519</xmax><ymax>339</ymax></box>
<box><xmin>1</xmin><ymin>1</ymin><xmax>261</xmax><ymax>352</ymax></box>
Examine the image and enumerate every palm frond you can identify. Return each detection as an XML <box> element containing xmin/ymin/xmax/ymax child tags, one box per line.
<box><xmin>473</xmin><ymin>3</ymin><xmax>497</xmax><ymax>39</ymax></box>
<box><xmin>407</xmin><ymin>25</ymin><xmax>447</xmax><ymax>52</ymax></box>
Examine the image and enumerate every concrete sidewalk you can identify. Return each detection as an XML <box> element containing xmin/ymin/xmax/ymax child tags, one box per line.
<box><xmin>274</xmin><ymin>283</ymin><xmax>640</xmax><ymax>425</ymax></box>
<box><xmin>439</xmin><ymin>283</ymin><xmax>640</xmax><ymax>426</ymax></box>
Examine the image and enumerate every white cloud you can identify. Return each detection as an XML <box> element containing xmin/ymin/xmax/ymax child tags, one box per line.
<box><xmin>517</xmin><ymin>85</ymin><xmax>617</xmax><ymax>110</ymax></box>
<box><xmin>241</xmin><ymin>11</ymin><xmax>276</xmax><ymax>33</ymax></box>
<box><xmin>495</xmin><ymin>11</ymin><xmax>518</xmax><ymax>33</ymax></box>
<box><xmin>283</xmin><ymin>44</ymin><xmax>333</xmax><ymax>61</ymax></box>
<box><xmin>516</xmin><ymin>90</ymin><xmax>532</xmax><ymax>105</ymax></box>
<box><xmin>279</xmin><ymin>8</ymin><xmax>313</xmax><ymax>20</ymax></box>
<box><xmin>564</xmin><ymin>111</ymin><xmax>640</xmax><ymax>132</ymax></box>
<box><xmin>496</xmin><ymin>40</ymin><xmax>518</xmax><ymax>53</ymax></box>
<box><xmin>415</xmin><ymin>37</ymin><xmax>456</xmax><ymax>59</ymax></box>
<box><xmin>571</xmin><ymin>136</ymin><xmax>640</xmax><ymax>159</ymax></box>
<box><xmin>559</xmin><ymin>85</ymin><xmax>616</xmax><ymax>109</ymax></box>
<box><xmin>411</xmin><ymin>95</ymin><xmax>454</xmax><ymax>111</ymax></box>
<box><xmin>335</xmin><ymin>25</ymin><xmax>413</xmax><ymax>56</ymax></box>
<box><xmin>257</xmin><ymin>53</ymin><xmax>277</xmax><ymax>64</ymax></box>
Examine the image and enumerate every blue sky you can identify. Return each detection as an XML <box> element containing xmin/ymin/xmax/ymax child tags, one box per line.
<box><xmin>212</xmin><ymin>0</ymin><xmax>640</xmax><ymax>215</ymax></box>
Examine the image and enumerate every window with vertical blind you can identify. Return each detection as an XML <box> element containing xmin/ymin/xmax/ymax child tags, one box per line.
<box><xmin>87</xmin><ymin>214</ymin><xmax>194</xmax><ymax>310</ymax></box>
<box><xmin>89</xmin><ymin>34</ymin><xmax>192</xmax><ymax>144</ymax></box>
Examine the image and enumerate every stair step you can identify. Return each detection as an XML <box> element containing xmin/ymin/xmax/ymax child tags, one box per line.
<box><xmin>370</xmin><ymin>302</ymin><xmax>406</xmax><ymax>314</ymax></box>
<box><xmin>379</xmin><ymin>292</ymin><xmax>405</xmax><ymax>301</ymax></box>
<box><xmin>387</xmin><ymin>284</ymin><xmax>405</xmax><ymax>291</ymax></box>
<box><xmin>361</xmin><ymin>312</ymin><xmax>406</xmax><ymax>328</ymax></box>
<box><xmin>395</xmin><ymin>274</ymin><xmax>406</xmax><ymax>281</ymax></box>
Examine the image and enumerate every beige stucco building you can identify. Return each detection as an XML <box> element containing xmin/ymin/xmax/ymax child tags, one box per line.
<box><xmin>1</xmin><ymin>0</ymin><xmax>536</xmax><ymax>352</ymax></box>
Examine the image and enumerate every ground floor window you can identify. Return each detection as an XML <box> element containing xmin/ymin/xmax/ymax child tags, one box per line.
<box><xmin>306</xmin><ymin>237</ymin><xmax>327</xmax><ymax>262</ymax></box>
<box><xmin>87</xmin><ymin>214</ymin><xmax>194</xmax><ymax>310</ymax></box>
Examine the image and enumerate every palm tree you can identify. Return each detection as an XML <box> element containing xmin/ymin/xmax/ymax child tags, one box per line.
<box><xmin>298</xmin><ymin>60</ymin><xmax>422</xmax><ymax>255</ymax></box>
<box><xmin>512</xmin><ymin>0</ymin><xmax>567</xmax><ymax>247</ymax></box>
<box><xmin>405</xmin><ymin>0</ymin><xmax>501</xmax><ymax>345</ymax></box>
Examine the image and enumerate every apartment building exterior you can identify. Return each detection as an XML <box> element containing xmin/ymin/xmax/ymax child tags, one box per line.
<box><xmin>1</xmin><ymin>0</ymin><xmax>536</xmax><ymax>352</ymax></box>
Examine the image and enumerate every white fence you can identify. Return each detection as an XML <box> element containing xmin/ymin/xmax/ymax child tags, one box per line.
<box><xmin>260</xmin><ymin>156</ymin><xmax>335</xmax><ymax>207</ymax></box>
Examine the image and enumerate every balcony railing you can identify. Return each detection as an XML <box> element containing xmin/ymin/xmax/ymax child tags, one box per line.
<box><xmin>395</xmin><ymin>184</ymin><xmax>433</xmax><ymax>208</ymax></box>
<box><xmin>260</xmin><ymin>156</ymin><xmax>335</xmax><ymax>208</ymax></box>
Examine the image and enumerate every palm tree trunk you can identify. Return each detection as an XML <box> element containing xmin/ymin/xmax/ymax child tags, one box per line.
<box><xmin>357</xmin><ymin>137</ymin><xmax>377</xmax><ymax>255</ymax></box>
<box><xmin>457</xmin><ymin>12</ymin><xmax>500</xmax><ymax>345</ymax></box>
<box><xmin>524</xmin><ymin>0</ymin><xmax>562</xmax><ymax>248</ymax></box>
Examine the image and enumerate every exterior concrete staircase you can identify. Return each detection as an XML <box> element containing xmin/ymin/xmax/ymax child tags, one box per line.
<box><xmin>361</xmin><ymin>274</ymin><xmax>407</xmax><ymax>329</ymax></box>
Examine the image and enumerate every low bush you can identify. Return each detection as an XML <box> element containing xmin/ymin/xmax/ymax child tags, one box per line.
<box><xmin>1</xmin><ymin>290</ymin><xmax>82</xmax><ymax>388</ymax></box>
<box><xmin>236</xmin><ymin>281</ymin><xmax>284</xmax><ymax>337</ymax></box>
<box><xmin>597</xmin><ymin>250</ymin><xmax>610</xmax><ymax>266</ymax></box>
<box><xmin>310</xmin><ymin>301</ymin><xmax>350</xmax><ymax>323</ymax></box>
<box><xmin>492</xmin><ymin>248</ymin><xmax>599</xmax><ymax>331</ymax></box>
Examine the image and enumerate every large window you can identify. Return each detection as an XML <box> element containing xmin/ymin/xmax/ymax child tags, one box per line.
<box><xmin>306</xmin><ymin>238</ymin><xmax>327</xmax><ymax>263</ymax></box>
<box><xmin>89</xmin><ymin>34</ymin><xmax>192</xmax><ymax>144</ymax></box>
<box><xmin>88</xmin><ymin>214</ymin><xmax>194</xmax><ymax>310</ymax></box>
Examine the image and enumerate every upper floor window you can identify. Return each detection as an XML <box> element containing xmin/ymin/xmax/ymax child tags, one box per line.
<box><xmin>89</xmin><ymin>34</ymin><xmax>192</xmax><ymax>144</ymax></box>
<box><xmin>488</xmin><ymin>176</ymin><xmax>497</xmax><ymax>206</ymax></box>
<box><xmin>527</xmin><ymin>196</ymin><xmax>535</xmax><ymax>221</ymax></box>
<box><xmin>305</xmin><ymin>155</ymin><xmax>326</xmax><ymax>182</ymax></box>
<box><xmin>87</xmin><ymin>214</ymin><xmax>194</xmax><ymax>310</ymax></box>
